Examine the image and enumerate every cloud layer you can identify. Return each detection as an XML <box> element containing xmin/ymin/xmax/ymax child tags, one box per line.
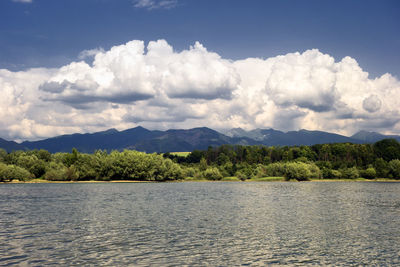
<box><xmin>12</xmin><ymin>0</ymin><xmax>32</xmax><ymax>3</ymax></box>
<box><xmin>133</xmin><ymin>0</ymin><xmax>177</xmax><ymax>10</ymax></box>
<box><xmin>1</xmin><ymin>39</ymin><xmax>399</xmax><ymax>141</ymax></box>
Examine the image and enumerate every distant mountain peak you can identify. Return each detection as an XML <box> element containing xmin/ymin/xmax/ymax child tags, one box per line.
<box><xmin>1</xmin><ymin>126</ymin><xmax>399</xmax><ymax>154</ymax></box>
<box><xmin>100</xmin><ymin>128</ymin><xmax>119</xmax><ymax>134</ymax></box>
<box><xmin>351</xmin><ymin>130</ymin><xmax>400</xmax><ymax>143</ymax></box>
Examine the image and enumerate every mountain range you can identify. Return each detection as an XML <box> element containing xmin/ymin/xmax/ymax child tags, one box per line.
<box><xmin>0</xmin><ymin>127</ymin><xmax>399</xmax><ymax>153</ymax></box>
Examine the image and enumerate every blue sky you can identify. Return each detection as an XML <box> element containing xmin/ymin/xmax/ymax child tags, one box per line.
<box><xmin>1</xmin><ymin>0</ymin><xmax>399</xmax><ymax>77</ymax></box>
<box><xmin>1</xmin><ymin>0</ymin><xmax>400</xmax><ymax>141</ymax></box>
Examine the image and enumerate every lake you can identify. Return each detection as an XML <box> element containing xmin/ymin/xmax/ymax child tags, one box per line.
<box><xmin>0</xmin><ymin>182</ymin><xmax>399</xmax><ymax>266</ymax></box>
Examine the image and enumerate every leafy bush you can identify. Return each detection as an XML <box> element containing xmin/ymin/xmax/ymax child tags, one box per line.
<box><xmin>255</xmin><ymin>164</ymin><xmax>267</xmax><ymax>178</ymax></box>
<box><xmin>235</xmin><ymin>170</ymin><xmax>249</xmax><ymax>181</ymax></box>
<box><xmin>203</xmin><ymin>167</ymin><xmax>223</xmax><ymax>180</ymax></box>
<box><xmin>264</xmin><ymin>162</ymin><xmax>286</xmax><ymax>177</ymax></box>
<box><xmin>331</xmin><ymin>170</ymin><xmax>342</xmax><ymax>179</ymax></box>
<box><xmin>340</xmin><ymin>167</ymin><xmax>360</xmax><ymax>179</ymax></box>
<box><xmin>361</xmin><ymin>167</ymin><xmax>377</xmax><ymax>179</ymax></box>
<box><xmin>283</xmin><ymin>162</ymin><xmax>312</xmax><ymax>181</ymax></box>
<box><xmin>235</xmin><ymin>166</ymin><xmax>253</xmax><ymax>180</ymax></box>
<box><xmin>159</xmin><ymin>158</ymin><xmax>184</xmax><ymax>181</ymax></box>
<box><xmin>322</xmin><ymin>168</ymin><xmax>343</xmax><ymax>179</ymax></box>
<box><xmin>183</xmin><ymin>167</ymin><xmax>196</xmax><ymax>178</ymax></box>
<box><xmin>0</xmin><ymin>164</ymin><xmax>33</xmax><ymax>182</ymax></box>
<box><xmin>307</xmin><ymin>163</ymin><xmax>322</xmax><ymax>179</ymax></box>
<box><xmin>44</xmin><ymin>162</ymin><xmax>68</xmax><ymax>181</ymax></box>
<box><xmin>264</xmin><ymin>162</ymin><xmax>320</xmax><ymax>181</ymax></box>
<box><xmin>219</xmin><ymin>162</ymin><xmax>235</xmax><ymax>177</ymax></box>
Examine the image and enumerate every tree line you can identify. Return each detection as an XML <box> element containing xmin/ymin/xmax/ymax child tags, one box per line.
<box><xmin>0</xmin><ymin>149</ymin><xmax>183</xmax><ymax>182</ymax></box>
<box><xmin>1</xmin><ymin>139</ymin><xmax>400</xmax><ymax>182</ymax></box>
<box><xmin>164</xmin><ymin>138</ymin><xmax>400</xmax><ymax>181</ymax></box>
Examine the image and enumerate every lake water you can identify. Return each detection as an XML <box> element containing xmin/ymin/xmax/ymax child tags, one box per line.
<box><xmin>0</xmin><ymin>182</ymin><xmax>399</xmax><ymax>266</ymax></box>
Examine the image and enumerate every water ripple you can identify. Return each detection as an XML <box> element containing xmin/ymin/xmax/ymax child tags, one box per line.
<box><xmin>0</xmin><ymin>182</ymin><xmax>399</xmax><ymax>266</ymax></box>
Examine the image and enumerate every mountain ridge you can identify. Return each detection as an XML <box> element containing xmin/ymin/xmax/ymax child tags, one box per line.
<box><xmin>1</xmin><ymin>127</ymin><xmax>399</xmax><ymax>153</ymax></box>
<box><xmin>350</xmin><ymin>130</ymin><xmax>400</xmax><ymax>143</ymax></box>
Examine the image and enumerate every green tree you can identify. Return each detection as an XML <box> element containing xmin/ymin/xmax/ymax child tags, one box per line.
<box><xmin>374</xmin><ymin>139</ymin><xmax>400</xmax><ymax>161</ymax></box>
<box><xmin>63</xmin><ymin>148</ymin><xmax>80</xmax><ymax>167</ymax></box>
<box><xmin>16</xmin><ymin>154</ymin><xmax>46</xmax><ymax>178</ymax></box>
<box><xmin>0</xmin><ymin>149</ymin><xmax>7</xmax><ymax>162</ymax></box>
<box><xmin>44</xmin><ymin>162</ymin><xmax>68</xmax><ymax>181</ymax></box>
<box><xmin>374</xmin><ymin>158</ymin><xmax>390</xmax><ymax>178</ymax></box>
<box><xmin>199</xmin><ymin>157</ymin><xmax>208</xmax><ymax>171</ymax></box>
<box><xmin>36</xmin><ymin>149</ymin><xmax>51</xmax><ymax>162</ymax></box>
<box><xmin>389</xmin><ymin>159</ymin><xmax>400</xmax><ymax>179</ymax></box>
<box><xmin>0</xmin><ymin>164</ymin><xmax>33</xmax><ymax>182</ymax></box>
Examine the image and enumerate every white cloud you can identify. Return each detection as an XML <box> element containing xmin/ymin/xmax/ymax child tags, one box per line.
<box><xmin>133</xmin><ymin>0</ymin><xmax>177</xmax><ymax>10</ymax></box>
<box><xmin>12</xmin><ymin>0</ymin><xmax>32</xmax><ymax>3</ymax></box>
<box><xmin>1</xmin><ymin>39</ymin><xmax>400</xmax><ymax>141</ymax></box>
<box><xmin>265</xmin><ymin>49</ymin><xmax>337</xmax><ymax>112</ymax></box>
<box><xmin>39</xmin><ymin>40</ymin><xmax>239</xmax><ymax>105</ymax></box>
<box><xmin>78</xmin><ymin>47</ymin><xmax>105</xmax><ymax>60</ymax></box>
<box><xmin>363</xmin><ymin>94</ymin><xmax>382</xmax><ymax>113</ymax></box>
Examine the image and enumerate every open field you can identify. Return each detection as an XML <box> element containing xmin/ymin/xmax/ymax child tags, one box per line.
<box><xmin>169</xmin><ymin>152</ymin><xmax>191</xmax><ymax>157</ymax></box>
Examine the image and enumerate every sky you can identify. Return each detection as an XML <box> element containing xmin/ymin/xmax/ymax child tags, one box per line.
<box><xmin>0</xmin><ymin>0</ymin><xmax>399</xmax><ymax>141</ymax></box>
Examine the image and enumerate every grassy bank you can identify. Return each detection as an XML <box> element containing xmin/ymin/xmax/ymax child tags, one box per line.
<box><xmin>3</xmin><ymin>177</ymin><xmax>400</xmax><ymax>184</ymax></box>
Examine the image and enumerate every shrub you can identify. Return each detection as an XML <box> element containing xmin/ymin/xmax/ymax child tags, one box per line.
<box><xmin>235</xmin><ymin>170</ymin><xmax>248</xmax><ymax>181</ymax></box>
<box><xmin>219</xmin><ymin>162</ymin><xmax>235</xmax><ymax>177</ymax></box>
<box><xmin>235</xmin><ymin>166</ymin><xmax>253</xmax><ymax>180</ymax></box>
<box><xmin>307</xmin><ymin>163</ymin><xmax>322</xmax><ymax>179</ymax></box>
<box><xmin>203</xmin><ymin>167</ymin><xmax>223</xmax><ymax>180</ymax></box>
<box><xmin>161</xmin><ymin>158</ymin><xmax>184</xmax><ymax>180</ymax></box>
<box><xmin>283</xmin><ymin>162</ymin><xmax>312</xmax><ymax>181</ymax></box>
<box><xmin>331</xmin><ymin>170</ymin><xmax>342</xmax><ymax>179</ymax></box>
<box><xmin>340</xmin><ymin>167</ymin><xmax>360</xmax><ymax>179</ymax></box>
<box><xmin>44</xmin><ymin>162</ymin><xmax>68</xmax><ymax>181</ymax></box>
<box><xmin>255</xmin><ymin>164</ymin><xmax>267</xmax><ymax>178</ymax></box>
<box><xmin>264</xmin><ymin>162</ymin><xmax>285</xmax><ymax>177</ymax></box>
<box><xmin>361</xmin><ymin>167</ymin><xmax>377</xmax><ymax>179</ymax></box>
<box><xmin>183</xmin><ymin>167</ymin><xmax>196</xmax><ymax>178</ymax></box>
<box><xmin>0</xmin><ymin>164</ymin><xmax>33</xmax><ymax>182</ymax></box>
<box><xmin>322</xmin><ymin>168</ymin><xmax>343</xmax><ymax>179</ymax></box>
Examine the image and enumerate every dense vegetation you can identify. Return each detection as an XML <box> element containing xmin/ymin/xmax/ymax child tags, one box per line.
<box><xmin>0</xmin><ymin>149</ymin><xmax>183</xmax><ymax>182</ymax></box>
<box><xmin>1</xmin><ymin>139</ymin><xmax>400</xmax><ymax>182</ymax></box>
<box><xmin>164</xmin><ymin>138</ymin><xmax>400</xmax><ymax>181</ymax></box>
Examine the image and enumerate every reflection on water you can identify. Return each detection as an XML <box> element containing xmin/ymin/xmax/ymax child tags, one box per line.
<box><xmin>0</xmin><ymin>182</ymin><xmax>399</xmax><ymax>266</ymax></box>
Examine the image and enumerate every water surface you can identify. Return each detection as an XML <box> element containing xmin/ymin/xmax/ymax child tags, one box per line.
<box><xmin>0</xmin><ymin>182</ymin><xmax>399</xmax><ymax>265</ymax></box>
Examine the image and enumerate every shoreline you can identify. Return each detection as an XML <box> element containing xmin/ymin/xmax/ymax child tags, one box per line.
<box><xmin>4</xmin><ymin>179</ymin><xmax>155</xmax><ymax>184</ymax></box>
<box><xmin>2</xmin><ymin>178</ymin><xmax>400</xmax><ymax>184</ymax></box>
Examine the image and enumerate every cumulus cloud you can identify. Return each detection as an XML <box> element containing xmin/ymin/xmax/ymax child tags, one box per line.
<box><xmin>39</xmin><ymin>40</ymin><xmax>239</xmax><ymax>105</ymax></box>
<box><xmin>133</xmin><ymin>0</ymin><xmax>177</xmax><ymax>10</ymax></box>
<box><xmin>1</xmin><ymin>39</ymin><xmax>400</xmax><ymax>141</ymax></box>
<box><xmin>78</xmin><ymin>47</ymin><xmax>105</xmax><ymax>60</ymax></box>
<box><xmin>363</xmin><ymin>94</ymin><xmax>382</xmax><ymax>113</ymax></box>
<box><xmin>265</xmin><ymin>49</ymin><xmax>338</xmax><ymax>112</ymax></box>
